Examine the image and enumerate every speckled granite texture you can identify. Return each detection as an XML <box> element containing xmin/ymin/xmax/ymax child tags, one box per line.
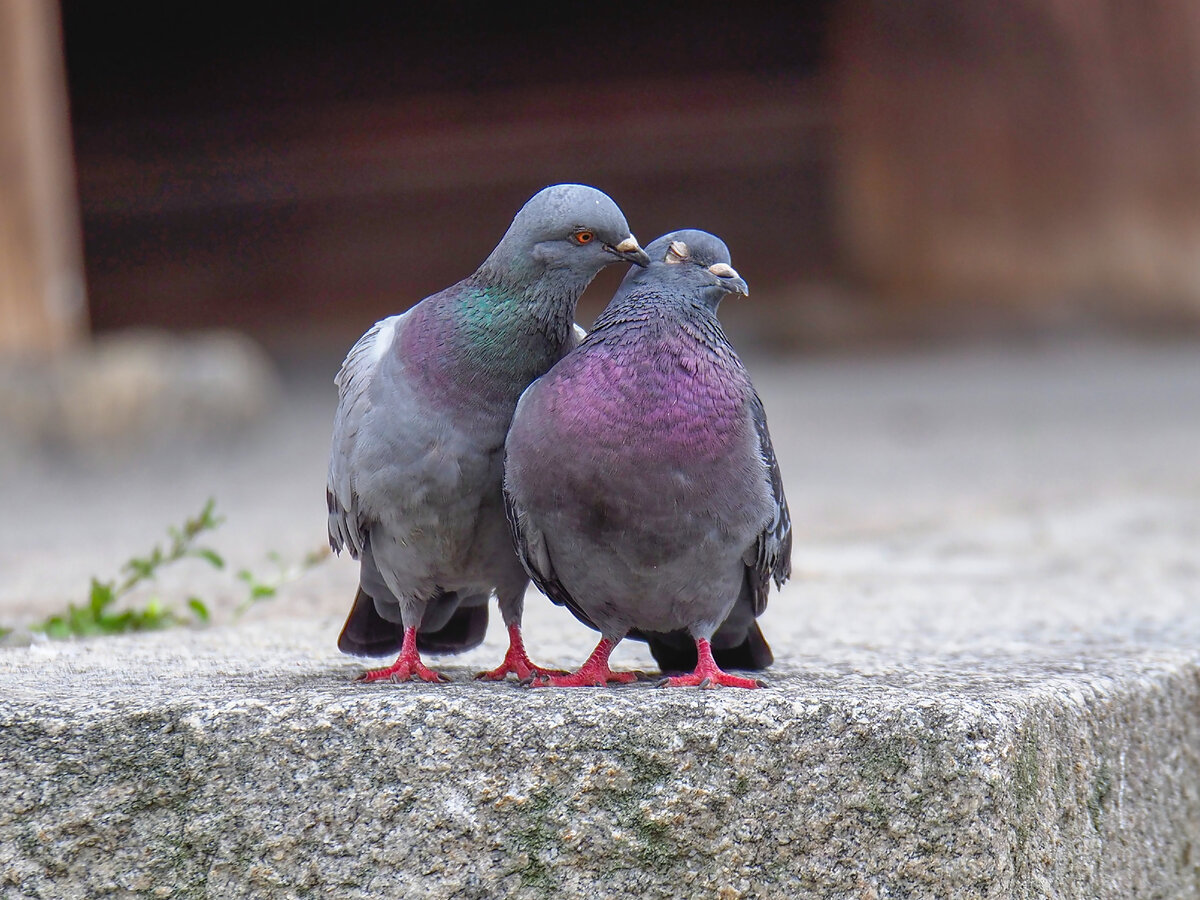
<box><xmin>1</xmin><ymin>626</ymin><xmax>1198</xmax><ymax>899</ymax></box>
<box><xmin>1</xmin><ymin>343</ymin><xmax>1199</xmax><ymax>898</ymax></box>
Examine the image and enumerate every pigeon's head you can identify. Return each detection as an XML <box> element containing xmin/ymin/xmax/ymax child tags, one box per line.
<box><xmin>486</xmin><ymin>184</ymin><xmax>649</xmax><ymax>283</ymax></box>
<box><xmin>627</xmin><ymin>229</ymin><xmax>749</xmax><ymax>311</ymax></box>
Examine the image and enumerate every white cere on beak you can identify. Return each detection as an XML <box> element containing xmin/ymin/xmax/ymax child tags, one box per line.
<box><xmin>666</xmin><ymin>240</ymin><xmax>690</xmax><ymax>263</ymax></box>
<box><xmin>708</xmin><ymin>262</ymin><xmax>739</xmax><ymax>279</ymax></box>
<box><xmin>615</xmin><ymin>236</ymin><xmax>641</xmax><ymax>253</ymax></box>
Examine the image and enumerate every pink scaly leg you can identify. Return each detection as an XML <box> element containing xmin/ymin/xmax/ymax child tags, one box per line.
<box><xmin>659</xmin><ymin>638</ymin><xmax>764</xmax><ymax>689</ymax></box>
<box><xmin>475</xmin><ymin>623</ymin><xmax>566</xmax><ymax>681</ymax></box>
<box><xmin>528</xmin><ymin>638</ymin><xmax>638</xmax><ymax>687</ymax></box>
<box><xmin>357</xmin><ymin>627</ymin><xmax>449</xmax><ymax>683</ymax></box>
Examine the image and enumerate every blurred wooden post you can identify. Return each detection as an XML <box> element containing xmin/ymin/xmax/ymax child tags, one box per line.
<box><xmin>0</xmin><ymin>0</ymin><xmax>86</xmax><ymax>356</ymax></box>
<box><xmin>830</xmin><ymin>0</ymin><xmax>1200</xmax><ymax>320</ymax></box>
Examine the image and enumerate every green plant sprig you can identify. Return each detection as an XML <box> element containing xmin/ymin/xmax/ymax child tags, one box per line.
<box><xmin>35</xmin><ymin>500</ymin><xmax>225</xmax><ymax>639</ymax></box>
<box><xmin>3</xmin><ymin>500</ymin><xmax>330</xmax><ymax>643</ymax></box>
<box><xmin>234</xmin><ymin>546</ymin><xmax>331</xmax><ymax>619</ymax></box>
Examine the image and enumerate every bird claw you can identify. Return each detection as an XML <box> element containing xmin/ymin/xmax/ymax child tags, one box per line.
<box><xmin>659</xmin><ymin>669</ymin><xmax>762</xmax><ymax>689</ymax></box>
<box><xmin>475</xmin><ymin>661</ymin><xmax>567</xmax><ymax>682</ymax></box>
<box><xmin>356</xmin><ymin>661</ymin><xmax>448</xmax><ymax>684</ymax></box>
<box><xmin>354</xmin><ymin>627</ymin><xmax>449</xmax><ymax>684</ymax></box>
<box><xmin>529</xmin><ymin>669</ymin><xmax>637</xmax><ymax>688</ymax></box>
<box><xmin>475</xmin><ymin>630</ymin><xmax>565</xmax><ymax>681</ymax></box>
<box><xmin>655</xmin><ymin>638</ymin><xmax>765</xmax><ymax>689</ymax></box>
<box><xmin>527</xmin><ymin>638</ymin><xmax>637</xmax><ymax>687</ymax></box>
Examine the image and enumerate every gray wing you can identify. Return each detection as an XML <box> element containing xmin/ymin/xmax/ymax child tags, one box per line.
<box><xmin>326</xmin><ymin>314</ymin><xmax>405</xmax><ymax>558</ymax></box>
<box><xmin>502</xmin><ymin>384</ymin><xmax>596</xmax><ymax>628</ymax></box>
<box><xmin>744</xmin><ymin>391</ymin><xmax>792</xmax><ymax>615</ymax></box>
<box><xmin>502</xmin><ymin>471</ymin><xmax>595</xmax><ymax>626</ymax></box>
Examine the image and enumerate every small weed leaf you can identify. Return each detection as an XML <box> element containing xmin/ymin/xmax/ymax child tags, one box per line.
<box><xmin>89</xmin><ymin>579</ymin><xmax>115</xmax><ymax>617</ymax></box>
<box><xmin>191</xmin><ymin>549</ymin><xmax>225</xmax><ymax>570</ymax></box>
<box><xmin>15</xmin><ymin>498</ymin><xmax>331</xmax><ymax>641</ymax></box>
<box><xmin>29</xmin><ymin>500</ymin><xmax>223</xmax><ymax>639</ymax></box>
<box><xmin>187</xmin><ymin>598</ymin><xmax>211</xmax><ymax>623</ymax></box>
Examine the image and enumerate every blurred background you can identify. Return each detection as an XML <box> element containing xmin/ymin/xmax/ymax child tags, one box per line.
<box><xmin>9</xmin><ymin>0</ymin><xmax>1200</xmax><ymax>360</ymax></box>
<box><xmin>1</xmin><ymin>1</ymin><xmax>1198</xmax><ymax>640</ymax></box>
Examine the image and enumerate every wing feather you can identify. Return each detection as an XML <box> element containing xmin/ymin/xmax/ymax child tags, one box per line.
<box><xmin>744</xmin><ymin>391</ymin><xmax>792</xmax><ymax>616</ymax></box>
<box><xmin>326</xmin><ymin>315</ymin><xmax>403</xmax><ymax>558</ymax></box>
<box><xmin>503</xmin><ymin>482</ymin><xmax>588</xmax><ymax>617</ymax></box>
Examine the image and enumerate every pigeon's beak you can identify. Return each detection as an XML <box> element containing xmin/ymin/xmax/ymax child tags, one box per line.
<box><xmin>606</xmin><ymin>235</ymin><xmax>651</xmax><ymax>267</ymax></box>
<box><xmin>709</xmin><ymin>262</ymin><xmax>750</xmax><ymax>297</ymax></box>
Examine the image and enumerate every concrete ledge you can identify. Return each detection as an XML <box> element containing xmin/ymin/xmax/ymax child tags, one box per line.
<box><xmin>2</xmin><ymin>622</ymin><xmax>1198</xmax><ymax>899</ymax></box>
<box><xmin>4</xmin><ymin>345</ymin><xmax>1200</xmax><ymax>898</ymax></box>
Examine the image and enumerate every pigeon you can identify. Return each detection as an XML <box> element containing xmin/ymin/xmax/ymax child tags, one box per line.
<box><xmin>504</xmin><ymin>229</ymin><xmax>791</xmax><ymax>688</ymax></box>
<box><xmin>328</xmin><ymin>184</ymin><xmax>649</xmax><ymax>683</ymax></box>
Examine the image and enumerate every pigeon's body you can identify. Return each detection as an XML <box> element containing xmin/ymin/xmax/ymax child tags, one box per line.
<box><xmin>328</xmin><ymin>184</ymin><xmax>647</xmax><ymax>682</ymax></box>
<box><xmin>329</xmin><ymin>296</ymin><xmax>541</xmax><ymax>638</ymax></box>
<box><xmin>509</xmin><ymin>311</ymin><xmax>767</xmax><ymax>634</ymax></box>
<box><xmin>505</xmin><ymin>230</ymin><xmax>790</xmax><ymax>688</ymax></box>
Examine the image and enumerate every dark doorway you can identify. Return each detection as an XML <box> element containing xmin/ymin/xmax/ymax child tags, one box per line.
<box><xmin>61</xmin><ymin>2</ymin><xmax>836</xmax><ymax>353</ymax></box>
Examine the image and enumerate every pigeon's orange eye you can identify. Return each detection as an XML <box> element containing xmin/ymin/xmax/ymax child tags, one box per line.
<box><xmin>573</xmin><ymin>231</ymin><xmax>594</xmax><ymax>245</ymax></box>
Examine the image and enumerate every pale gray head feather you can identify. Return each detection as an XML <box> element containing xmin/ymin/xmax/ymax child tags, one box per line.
<box><xmin>478</xmin><ymin>184</ymin><xmax>640</xmax><ymax>285</ymax></box>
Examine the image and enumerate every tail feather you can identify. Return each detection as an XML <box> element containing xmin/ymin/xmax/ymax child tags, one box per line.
<box><xmin>641</xmin><ymin>633</ymin><xmax>696</xmax><ymax>674</ymax></box>
<box><xmin>416</xmin><ymin>602</ymin><xmax>489</xmax><ymax>655</ymax></box>
<box><xmin>337</xmin><ymin>587</ymin><xmax>405</xmax><ymax>657</ymax></box>
<box><xmin>337</xmin><ymin>586</ymin><xmax>490</xmax><ymax>658</ymax></box>
<box><xmin>712</xmin><ymin>621</ymin><xmax>773</xmax><ymax>671</ymax></box>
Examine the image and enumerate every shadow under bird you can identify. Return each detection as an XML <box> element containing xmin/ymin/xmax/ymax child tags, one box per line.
<box><xmin>504</xmin><ymin>229</ymin><xmax>792</xmax><ymax>688</ymax></box>
<box><xmin>327</xmin><ymin>184</ymin><xmax>649</xmax><ymax>683</ymax></box>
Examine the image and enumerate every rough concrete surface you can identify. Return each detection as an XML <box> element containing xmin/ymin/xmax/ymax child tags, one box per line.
<box><xmin>1</xmin><ymin>341</ymin><xmax>1199</xmax><ymax>898</ymax></box>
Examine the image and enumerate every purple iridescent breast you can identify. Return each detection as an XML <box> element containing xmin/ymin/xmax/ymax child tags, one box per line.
<box><xmin>542</xmin><ymin>332</ymin><xmax>752</xmax><ymax>464</ymax></box>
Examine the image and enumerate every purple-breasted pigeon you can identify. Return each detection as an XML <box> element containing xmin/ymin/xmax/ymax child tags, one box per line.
<box><xmin>504</xmin><ymin>230</ymin><xmax>791</xmax><ymax>688</ymax></box>
<box><xmin>328</xmin><ymin>184</ymin><xmax>648</xmax><ymax>683</ymax></box>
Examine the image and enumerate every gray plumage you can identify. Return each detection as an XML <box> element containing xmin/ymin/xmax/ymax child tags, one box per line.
<box><xmin>504</xmin><ymin>229</ymin><xmax>790</xmax><ymax>687</ymax></box>
<box><xmin>328</xmin><ymin>184</ymin><xmax>648</xmax><ymax>682</ymax></box>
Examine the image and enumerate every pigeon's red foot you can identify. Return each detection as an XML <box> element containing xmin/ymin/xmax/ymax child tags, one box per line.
<box><xmin>658</xmin><ymin>638</ymin><xmax>765</xmax><ymax>689</ymax></box>
<box><xmin>660</xmin><ymin>670</ymin><xmax>763</xmax><ymax>689</ymax></box>
<box><xmin>534</xmin><ymin>668</ymin><xmax>638</xmax><ymax>688</ymax></box>
<box><xmin>356</xmin><ymin>627</ymin><xmax>449</xmax><ymax>684</ymax></box>
<box><xmin>357</xmin><ymin>659</ymin><xmax>447</xmax><ymax>684</ymax></box>
<box><xmin>528</xmin><ymin>638</ymin><xmax>638</xmax><ymax>687</ymax></box>
<box><xmin>476</xmin><ymin>625</ymin><xmax>565</xmax><ymax>681</ymax></box>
